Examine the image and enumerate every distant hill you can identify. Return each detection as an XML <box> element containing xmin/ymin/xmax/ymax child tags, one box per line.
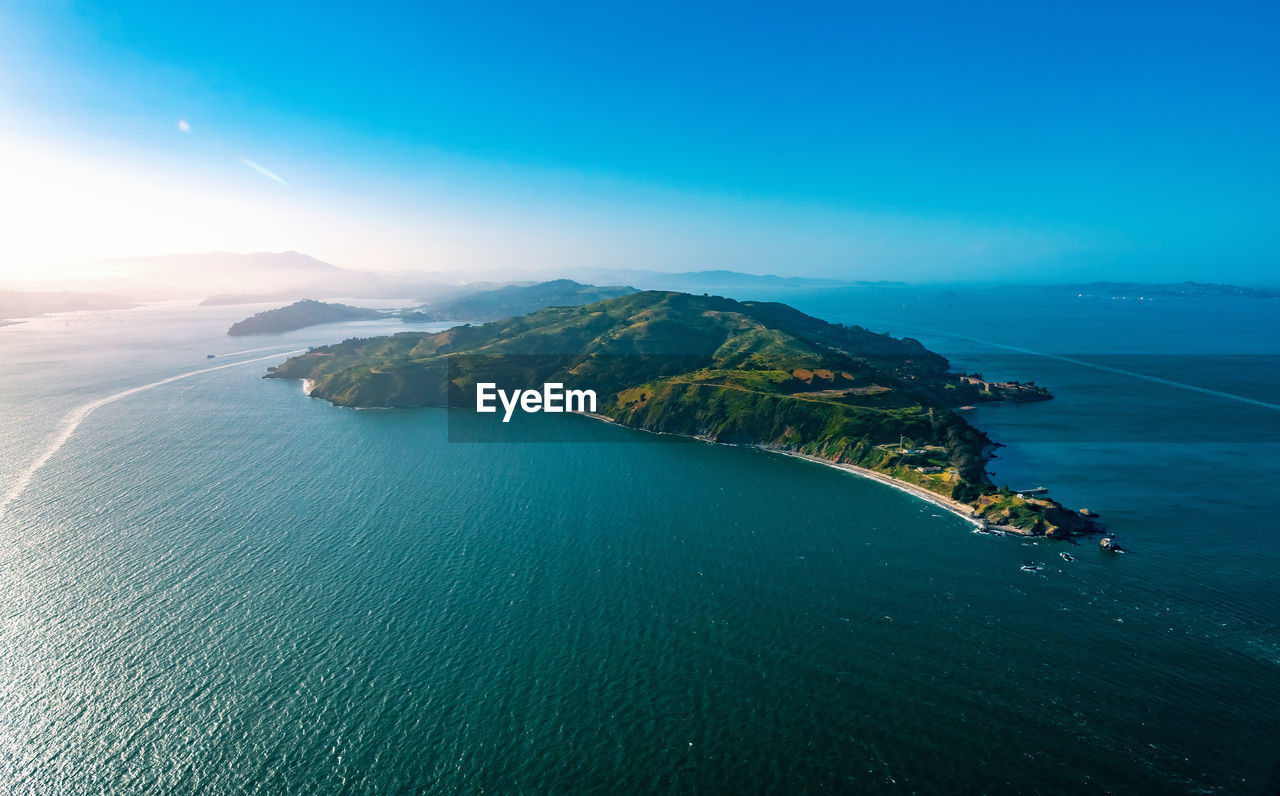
<box><xmin>200</xmin><ymin>281</ymin><xmax>475</xmax><ymax>307</ymax></box>
<box><xmin>227</xmin><ymin>299</ymin><xmax>383</xmax><ymax>336</ymax></box>
<box><xmin>563</xmin><ymin>268</ymin><xmax>889</xmax><ymax>292</ymax></box>
<box><xmin>113</xmin><ymin>250</ymin><xmax>345</xmax><ymax>277</ymax></box>
<box><xmin>403</xmin><ymin>279</ymin><xmax>637</xmax><ymax>322</ymax></box>
<box><xmin>115</xmin><ymin>251</ymin><xmax>351</xmax><ymax>298</ymax></box>
<box><xmin>36</xmin><ymin>251</ymin><xmax>900</xmax><ymax>304</ymax></box>
<box><xmin>0</xmin><ymin>290</ymin><xmax>135</xmax><ymax>323</ymax></box>
<box><xmin>268</xmin><ymin>290</ymin><xmax>1098</xmax><ymax>537</ymax></box>
<box><xmin>82</xmin><ymin>251</ymin><xmax>460</xmax><ymax>302</ymax></box>
<box><xmin>201</xmin><ymin>291</ymin><xmax>321</xmax><ymax>307</ymax></box>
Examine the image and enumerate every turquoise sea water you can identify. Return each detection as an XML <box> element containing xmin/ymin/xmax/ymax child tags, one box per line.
<box><xmin>0</xmin><ymin>293</ymin><xmax>1277</xmax><ymax>793</ymax></box>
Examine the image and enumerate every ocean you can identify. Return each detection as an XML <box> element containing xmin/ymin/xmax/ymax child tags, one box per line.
<box><xmin>0</xmin><ymin>291</ymin><xmax>1276</xmax><ymax>793</ymax></box>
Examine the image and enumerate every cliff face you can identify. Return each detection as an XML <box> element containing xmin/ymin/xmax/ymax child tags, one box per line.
<box><xmin>266</xmin><ymin>290</ymin><xmax>1098</xmax><ymax>536</ymax></box>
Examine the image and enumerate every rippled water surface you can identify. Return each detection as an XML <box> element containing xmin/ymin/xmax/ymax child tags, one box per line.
<box><xmin>1</xmin><ymin>294</ymin><xmax>1277</xmax><ymax>793</ymax></box>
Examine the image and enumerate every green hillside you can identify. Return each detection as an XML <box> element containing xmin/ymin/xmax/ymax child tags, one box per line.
<box><xmin>268</xmin><ymin>291</ymin><xmax>1098</xmax><ymax>536</ymax></box>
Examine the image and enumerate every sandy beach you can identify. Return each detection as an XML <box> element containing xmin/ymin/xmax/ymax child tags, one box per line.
<box><xmin>759</xmin><ymin>448</ymin><xmax>986</xmax><ymax>529</ymax></box>
<box><xmin>573</xmin><ymin>411</ymin><xmax>988</xmax><ymax>530</ymax></box>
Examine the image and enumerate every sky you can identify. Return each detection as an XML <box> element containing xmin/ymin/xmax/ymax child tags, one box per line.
<box><xmin>0</xmin><ymin>0</ymin><xmax>1277</xmax><ymax>284</ymax></box>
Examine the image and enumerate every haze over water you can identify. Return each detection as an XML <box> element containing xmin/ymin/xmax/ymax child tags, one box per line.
<box><xmin>1</xmin><ymin>292</ymin><xmax>1277</xmax><ymax>793</ymax></box>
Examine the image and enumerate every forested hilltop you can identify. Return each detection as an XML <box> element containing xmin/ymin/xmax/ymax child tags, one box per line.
<box><xmin>268</xmin><ymin>291</ymin><xmax>1096</xmax><ymax>536</ymax></box>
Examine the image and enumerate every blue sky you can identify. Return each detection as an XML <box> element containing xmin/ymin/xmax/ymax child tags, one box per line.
<box><xmin>1</xmin><ymin>0</ymin><xmax>1277</xmax><ymax>282</ymax></box>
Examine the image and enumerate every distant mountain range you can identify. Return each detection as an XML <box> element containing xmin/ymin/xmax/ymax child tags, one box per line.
<box><xmin>562</xmin><ymin>268</ymin><xmax>903</xmax><ymax>292</ymax></box>
<box><xmin>403</xmin><ymin>279</ymin><xmax>638</xmax><ymax>322</ymax></box>
<box><xmin>98</xmin><ymin>251</ymin><xmax>458</xmax><ymax>303</ymax></box>
<box><xmin>0</xmin><ymin>251</ymin><xmax>453</xmax><ymax>304</ymax></box>
<box><xmin>7</xmin><ymin>250</ymin><xmax>1276</xmax><ymax>307</ymax></box>
<box><xmin>40</xmin><ymin>252</ymin><xmax>900</xmax><ymax>302</ymax></box>
<box><xmin>222</xmin><ymin>281</ymin><xmax>639</xmax><ymax>337</ymax></box>
<box><xmin>111</xmin><ymin>250</ymin><xmax>347</xmax><ymax>278</ymax></box>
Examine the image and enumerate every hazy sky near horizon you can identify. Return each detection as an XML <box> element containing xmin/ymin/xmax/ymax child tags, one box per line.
<box><xmin>1</xmin><ymin>1</ymin><xmax>1277</xmax><ymax>284</ymax></box>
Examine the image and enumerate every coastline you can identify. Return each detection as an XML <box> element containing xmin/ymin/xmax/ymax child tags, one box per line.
<box><xmin>759</xmin><ymin>448</ymin><xmax>987</xmax><ymax>530</ymax></box>
<box><xmin>572</xmin><ymin>411</ymin><xmax>990</xmax><ymax>532</ymax></box>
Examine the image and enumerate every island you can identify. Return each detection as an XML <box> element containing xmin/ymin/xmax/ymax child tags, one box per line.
<box><xmin>401</xmin><ymin>279</ymin><xmax>637</xmax><ymax>323</ymax></box>
<box><xmin>266</xmin><ymin>291</ymin><xmax>1101</xmax><ymax>537</ymax></box>
<box><xmin>227</xmin><ymin>299</ymin><xmax>383</xmax><ymax>336</ymax></box>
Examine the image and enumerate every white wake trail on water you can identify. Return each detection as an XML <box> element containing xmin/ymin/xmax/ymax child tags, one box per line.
<box><xmin>217</xmin><ymin>344</ymin><xmax>313</xmax><ymax>357</ymax></box>
<box><xmin>0</xmin><ymin>350</ymin><xmax>303</xmax><ymax>521</ymax></box>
